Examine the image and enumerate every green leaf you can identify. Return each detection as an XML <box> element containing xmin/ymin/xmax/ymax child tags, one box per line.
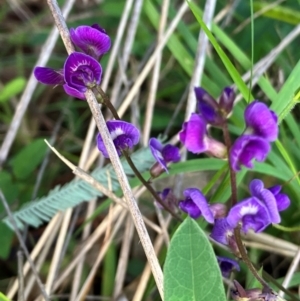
<box><xmin>0</xmin><ymin>223</ymin><xmax>14</xmax><ymax>259</ymax></box>
<box><xmin>0</xmin><ymin>292</ymin><xmax>12</xmax><ymax>301</ymax></box>
<box><xmin>10</xmin><ymin>139</ymin><xmax>47</xmax><ymax>180</ymax></box>
<box><xmin>164</xmin><ymin>218</ymin><xmax>226</xmax><ymax>301</ymax></box>
<box><xmin>0</xmin><ymin>77</ymin><xmax>26</xmax><ymax>103</ymax></box>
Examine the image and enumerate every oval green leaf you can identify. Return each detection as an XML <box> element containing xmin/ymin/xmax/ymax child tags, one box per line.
<box><xmin>164</xmin><ymin>218</ymin><xmax>226</xmax><ymax>301</ymax></box>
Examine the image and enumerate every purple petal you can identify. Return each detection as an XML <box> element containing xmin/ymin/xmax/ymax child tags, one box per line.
<box><xmin>161</xmin><ymin>144</ymin><xmax>180</xmax><ymax>163</ymax></box>
<box><xmin>97</xmin><ymin>120</ymin><xmax>140</xmax><ymax>158</ymax></box>
<box><xmin>179</xmin><ymin>199</ymin><xmax>201</xmax><ymax>219</ymax></box>
<box><xmin>245</xmin><ymin>101</ymin><xmax>278</xmax><ymax>142</ymax></box>
<box><xmin>195</xmin><ymin>87</ymin><xmax>222</xmax><ymax>125</ymax></box>
<box><xmin>219</xmin><ymin>87</ymin><xmax>235</xmax><ymax>115</ymax></box>
<box><xmin>268</xmin><ymin>185</ymin><xmax>290</xmax><ymax>211</ymax></box>
<box><xmin>70</xmin><ymin>25</ymin><xmax>111</xmax><ymax>60</ymax></box>
<box><xmin>64</xmin><ymin>52</ymin><xmax>102</xmax><ymax>92</ymax></box>
<box><xmin>149</xmin><ymin>138</ymin><xmax>167</xmax><ymax>171</ymax></box>
<box><xmin>230</xmin><ymin>135</ymin><xmax>270</xmax><ymax>172</ymax></box>
<box><xmin>34</xmin><ymin>67</ymin><xmax>64</xmax><ymax>85</ymax></box>
<box><xmin>217</xmin><ymin>256</ymin><xmax>240</xmax><ymax>278</ymax></box>
<box><xmin>180</xmin><ymin>188</ymin><xmax>214</xmax><ymax>223</ymax></box>
<box><xmin>227</xmin><ymin>197</ymin><xmax>271</xmax><ymax>233</ymax></box>
<box><xmin>249</xmin><ymin>179</ymin><xmax>264</xmax><ymax>196</ymax></box>
<box><xmin>63</xmin><ymin>84</ymin><xmax>86</xmax><ymax>100</ymax></box>
<box><xmin>179</xmin><ymin>113</ymin><xmax>208</xmax><ymax>153</ymax></box>
<box><xmin>209</xmin><ymin>203</ymin><xmax>227</xmax><ymax>219</ymax></box>
<box><xmin>210</xmin><ymin>218</ymin><xmax>234</xmax><ymax>245</ymax></box>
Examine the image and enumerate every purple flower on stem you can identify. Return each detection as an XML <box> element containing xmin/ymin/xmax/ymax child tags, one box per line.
<box><xmin>34</xmin><ymin>52</ymin><xmax>102</xmax><ymax>100</ymax></box>
<box><xmin>96</xmin><ymin>120</ymin><xmax>140</xmax><ymax>158</ymax></box>
<box><xmin>230</xmin><ymin>135</ymin><xmax>270</xmax><ymax>172</ymax></box>
<box><xmin>179</xmin><ymin>188</ymin><xmax>214</xmax><ymax>223</ymax></box>
<box><xmin>210</xmin><ymin>218</ymin><xmax>234</xmax><ymax>245</ymax></box>
<box><xmin>194</xmin><ymin>87</ymin><xmax>235</xmax><ymax>126</ymax></box>
<box><xmin>216</xmin><ymin>256</ymin><xmax>240</xmax><ymax>278</ymax></box>
<box><xmin>70</xmin><ymin>24</ymin><xmax>111</xmax><ymax>60</ymax></box>
<box><xmin>179</xmin><ymin>113</ymin><xmax>226</xmax><ymax>158</ymax></box>
<box><xmin>268</xmin><ymin>185</ymin><xmax>290</xmax><ymax>211</ymax></box>
<box><xmin>227</xmin><ymin>179</ymin><xmax>290</xmax><ymax>233</ymax></box>
<box><xmin>149</xmin><ymin>138</ymin><xmax>180</xmax><ymax>173</ymax></box>
<box><xmin>244</xmin><ymin>101</ymin><xmax>278</xmax><ymax>142</ymax></box>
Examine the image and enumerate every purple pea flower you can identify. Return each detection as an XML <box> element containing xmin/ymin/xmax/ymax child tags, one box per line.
<box><xmin>149</xmin><ymin>138</ymin><xmax>180</xmax><ymax>173</ymax></box>
<box><xmin>227</xmin><ymin>179</ymin><xmax>290</xmax><ymax>233</ymax></box>
<box><xmin>70</xmin><ymin>24</ymin><xmax>111</xmax><ymax>60</ymax></box>
<box><xmin>244</xmin><ymin>101</ymin><xmax>278</xmax><ymax>142</ymax></box>
<box><xmin>216</xmin><ymin>256</ymin><xmax>240</xmax><ymax>278</ymax></box>
<box><xmin>96</xmin><ymin>120</ymin><xmax>140</xmax><ymax>158</ymax></box>
<box><xmin>34</xmin><ymin>52</ymin><xmax>102</xmax><ymax>100</ymax></box>
<box><xmin>230</xmin><ymin>135</ymin><xmax>271</xmax><ymax>172</ymax></box>
<box><xmin>179</xmin><ymin>113</ymin><xmax>226</xmax><ymax>158</ymax></box>
<box><xmin>179</xmin><ymin>188</ymin><xmax>214</xmax><ymax>223</ymax></box>
<box><xmin>194</xmin><ymin>87</ymin><xmax>235</xmax><ymax>126</ymax></box>
<box><xmin>210</xmin><ymin>218</ymin><xmax>234</xmax><ymax>245</ymax></box>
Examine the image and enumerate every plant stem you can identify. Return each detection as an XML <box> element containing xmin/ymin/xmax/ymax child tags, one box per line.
<box><xmin>96</xmin><ymin>85</ymin><xmax>182</xmax><ymax>220</ymax></box>
<box><xmin>223</xmin><ymin>122</ymin><xmax>269</xmax><ymax>288</ymax></box>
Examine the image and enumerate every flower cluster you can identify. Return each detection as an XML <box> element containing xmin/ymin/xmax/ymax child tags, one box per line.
<box><xmin>176</xmin><ymin>86</ymin><xmax>290</xmax><ymax>276</ymax></box>
<box><xmin>34</xmin><ymin>24</ymin><xmax>111</xmax><ymax>100</ymax></box>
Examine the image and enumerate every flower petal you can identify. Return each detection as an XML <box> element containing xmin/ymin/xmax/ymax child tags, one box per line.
<box><xmin>182</xmin><ymin>188</ymin><xmax>214</xmax><ymax>223</ymax></box>
<box><xmin>161</xmin><ymin>144</ymin><xmax>180</xmax><ymax>163</ymax></box>
<box><xmin>227</xmin><ymin>197</ymin><xmax>271</xmax><ymax>233</ymax></box>
<box><xmin>230</xmin><ymin>135</ymin><xmax>270</xmax><ymax>171</ymax></box>
<box><xmin>245</xmin><ymin>100</ymin><xmax>278</xmax><ymax>141</ymax></box>
<box><xmin>64</xmin><ymin>52</ymin><xmax>102</xmax><ymax>92</ymax></box>
<box><xmin>34</xmin><ymin>67</ymin><xmax>64</xmax><ymax>85</ymax></box>
<box><xmin>217</xmin><ymin>256</ymin><xmax>240</xmax><ymax>278</ymax></box>
<box><xmin>70</xmin><ymin>25</ymin><xmax>111</xmax><ymax>60</ymax></box>
<box><xmin>179</xmin><ymin>113</ymin><xmax>208</xmax><ymax>153</ymax></box>
<box><xmin>268</xmin><ymin>185</ymin><xmax>290</xmax><ymax>211</ymax></box>
<box><xmin>210</xmin><ymin>218</ymin><xmax>233</xmax><ymax>245</ymax></box>
<box><xmin>63</xmin><ymin>84</ymin><xmax>86</xmax><ymax>100</ymax></box>
<box><xmin>219</xmin><ymin>87</ymin><xmax>235</xmax><ymax>115</ymax></box>
<box><xmin>149</xmin><ymin>138</ymin><xmax>167</xmax><ymax>171</ymax></box>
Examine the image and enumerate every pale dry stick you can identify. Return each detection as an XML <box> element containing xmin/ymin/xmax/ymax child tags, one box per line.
<box><xmin>234</xmin><ymin>23</ymin><xmax>300</xmax><ymax>103</ymax></box>
<box><xmin>185</xmin><ymin>0</ymin><xmax>217</xmax><ymax>121</ymax></box>
<box><xmin>52</xmin><ymin>205</ymin><xmax>124</xmax><ymax>292</ymax></box>
<box><xmin>233</xmin><ymin>0</ymin><xmax>285</xmax><ymax>34</ymax></box>
<box><xmin>133</xmin><ymin>215</ymin><xmax>172</xmax><ymax>301</ymax></box>
<box><xmin>243</xmin><ymin>242</ymin><xmax>295</xmax><ymax>258</ymax></box>
<box><xmin>113</xmin><ymin>214</ymin><xmax>135</xmax><ymax>299</ymax></box>
<box><xmin>283</xmin><ymin>253</ymin><xmax>300</xmax><ymax>286</ymax></box>
<box><xmin>24</xmin><ymin>217</ymin><xmax>64</xmax><ymax>300</ymax></box>
<box><xmin>72</xmin><ymin>3</ymin><xmax>139</xmax><ymax>293</ymax></box>
<box><xmin>0</xmin><ymin>0</ymin><xmax>76</xmax><ymax>166</ymax></box>
<box><xmin>75</xmin><ymin>210</ymin><xmax>127</xmax><ymax>301</ymax></box>
<box><xmin>7</xmin><ymin>214</ymin><xmax>63</xmax><ymax>299</ymax></box>
<box><xmin>17</xmin><ymin>251</ymin><xmax>24</xmax><ymax>301</ymax></box>
<box><xmin>142</xmin><ymin>0</ymin><xmax>170</xmax><ymax>145</ymax></box>
<box><xmin>0</xmin><ymin>190</ymin><xmax>50</xmax><ymax>301</ymax></box>
<box><xmin>44</xmin><ymin>140</ymin><xmax>163</xmax><ymax>235</ymax></box>
<box><xmin>117</xmin><ymin>1</ymin><xmax>189</xmax><ymax>118</ymax></box>
<box><xmin>245</xmin><ymin>231</ymin><xmax>298</xmax><ymax>254</ymax></box>
<box><xmin>110</xmin><ymin>0</ymin><xmax>143</xmax><ymax>108</ymax></box>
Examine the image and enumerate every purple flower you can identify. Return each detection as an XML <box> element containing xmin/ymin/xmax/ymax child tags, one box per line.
<box><xmin>219</xmin><ymin>87</ymin><xmax>235</xmax><ymax>115</ymax></box>
<box><xmin>179</xmin><ymin>188</ymin><xmax>214</xmax><ymax>223</ymax></box>
<box><xmin>96</xmin><ymin>120</ymin><xmax>140</xmax><ymax>158</ymax></box>
<box><xmin>194</xmin><ymin>87</ymin><xmax>235</xmax><ymax>125</ymax></box>
<box><xmin>216</xmin><ymin>256</ymin><xmax>240</xmax><ymax>278</ymax></box>
<box><xmin>149</xmin><ymin>138</ymin><xmax>180</xmax><ymax>173</ymax></box>
<box><xmin>70</xmin><ymin>24</ymin><xmax>111</xmax><ymax>60</ymax></box>
<box><xmin>226</xmin><ymin>179</ymin><xmax>290</xmax><ymax>233</ymax></box>
<box><xmin>230</xmin><ymin>135</ymin><xmax>270</xmax><ymax>172</ymax></box>
<box><xmin>34</xmin><ymin>52</ymin><xmax>102</xmax><ymax>100</ymax></box>
<box><xmin>179</xmin><ymin>113</ymin><xmax>226</xmax><ymax>158</ymax></box>
<box><xmin>268</xmin><ymin>185</ymin><xmax>290</xmax><ymax>211</ymax></box>
<box><xmin>195</xmin><ymin>87</ymin><xmax>223</xmax><ymax>126</ymax></box>
<box><xmin>210</xmin><ymin>218</ymin><xmax>234</xmax><ymax>245</ymax></box>
<box><xmin>244</xmin><ymin>101</ymin><xmax>278</xmax><ymax>142</ymax></box>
